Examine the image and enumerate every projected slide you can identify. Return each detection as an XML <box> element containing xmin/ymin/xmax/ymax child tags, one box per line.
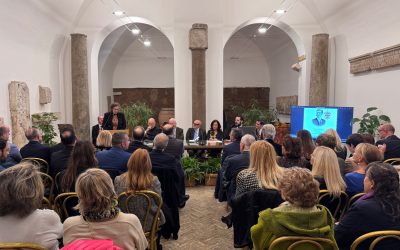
<box><xmin>303</xmin><ymin>108</ymin><xmax>337</xmax><ymax>138</ymax></box>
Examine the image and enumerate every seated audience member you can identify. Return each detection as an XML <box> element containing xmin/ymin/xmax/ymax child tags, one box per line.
<box><xmin>315</xmin><ymin>134</ymin><xmax>348</xmax><ymax>177</ymax></box>
<box><xmin>186</xmin><ymin>119</ymin><xmax>207</xmax><ymax>142</ymax></box>
<box><xmin>345</xmin><ymin>143</ymin><xmax>383</xmax><ymax>197</ymax></box>
<box><xmin>277</xmin><ymin>135</ymin><xmax>310</xmax><ymax>169</ymax></box>
<box><xmin>361</xmin><ymin>133</ymin><xmax>375</xmax><ymax>145</ymax></box>
<box><xmin>50</xmin><ymin>127</ymin><xmax>76</xmax><ymax>177</ymax></box>
<box><xmin>96</xmin><ymin>129</ymin><xmax>112</xmax><ymax>151</ymax></box>
<box><xmin>296</xmin><ymin>129</ymin><xmax>315</xmax><ymax>161</ymax></box>
<box><xmin>144</xmin><ymin>117</ymin><xmax>161</xmax><ymax>141</ymax></box>
<box><xmin>63</xmin><ymin>169</ymin><xmax>147</xmax><ymax>250</ymax></box>
<box><xmin>0</xmin><ymin>139</ymin><xmax>17</xmax><ymax>169</ymax></box>
<box><xmin>335</xmin><ymin>162</ymin><xmax>400</xmax><ymax>250</ymax></box>
<box><xmin>261</xmin><ymin>124</ymin><xmax>282</xmax><ymax>156</ymax></box>
<box><xmin>255</xmin><ymin>120</ymin><xmax>264</xmax><ymax>140</ymax></box>
<box><xmin>91</xmin><ymin>115</ymin><xmax>103</xmax><ymax>146</ymax></box>
<box><xmin>168</xmin><ymin>117</ymin><xmax>184</xmax><ymax>140</ymax></box>
<box><xmin>207</xmin><ymin>119</ymin><xmax>224</xmax><ymax>141</ymax></box>
<box><xmin>251</xmin><ymin>167</ymin><xmax>337</xmax><ymax>250</ymax></box>
<box><xmin>346</xmin><ymin>133</ymin><xmax>364</xmax><ymax>158</ymax></box>
<box><xmin>376</xmin><ymin>123</ymin><xmax>400</xmax><ymax>160</ymax></box>
<box><xmin>96</xmin><ymin>132</ymin><xmax>131</xmax><ymax>173</ymax></box>
<box><xmin>50</xmin><ymin>125</ymin><xmax>74</xmax><ymax>154</ymax></box>
<box><xmin>20</xmin><ymin>127</ymin><xmax>51</xmax><ymax>163</ymax></box>
<box><xmin>0</xmin><ymin>163</ymin><xmax>62</xmax><ymax>249</ymax></box>
<box><xmin>114</xmin><ymin>149</ymin><xmax>166</xmax><ymax>232</ymax></box>
<box><xmin>0</xmin><ymin>125</ymin><xmax>22</xmax><ymax>163</ymax></box>
<box><xmin>126</xmin><ymin>126</ymin><xmax>151</xmax><ymax>153</ymax></box>
<box><xmin>325</xmin><ymin>128</ymin><xmax>347</xmax><ymax>160</ymax></box>
<box><xmin>58</xmin><ymin>140</ymin><xmax>98</xmax><ymax>193</ymax></box>
<box><xmin>221</xmin><ymin>128</ymin><xmax>242</xmax><ymax>164</ymax></box>
<box><xmin>236</xmin><ymin>140</ymin><xmax>283</xmax><ymax>196</ymax></box>
<box><xmin>311</xmin><ymin>146</ymin><xmax>346</xmax><ymax>197</ymax></box>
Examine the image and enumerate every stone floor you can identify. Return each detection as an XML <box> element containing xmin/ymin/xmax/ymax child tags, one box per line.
<box><xmin>160</xmin><ymin>186</ymin><xmax>234</xmax><ymax>250</ymax></box>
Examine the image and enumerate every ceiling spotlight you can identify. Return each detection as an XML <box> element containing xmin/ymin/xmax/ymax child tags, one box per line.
<box><xmin>143</xmin><ymin>39</ymin><xmax>151</xmax><ymax>47</ymax></box>
<box><xmin>113</xmin><ymin>10</ymin><xmax>125</xmax><ymax>16</ymax></box>
<box><xmin>131</xmin><ymin>28</ymin><xmax>140</xmax><ymax>35</ymax></box>
<box><xmin>258</xmin><ymin>26</ymin><xmax>267</xmax><ymax>34</ymax></box>
<box><xmin>274</xmin><ymin>9</ymin><xmax>287</xmax><ymax>14</ymax></box>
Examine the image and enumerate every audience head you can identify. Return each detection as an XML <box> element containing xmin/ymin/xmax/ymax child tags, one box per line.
<box><xmin>346</xmin><ymin>133</ymin><xmax>364</xmax><ymax>153</ymax></box>
<box><xmin>132</xmin><ymin>126</ymin><xmax>146</xmax><ymax>141</ymax></box>
<box><xmin>234</xmin><ymin>116</ymin><xmax>244</xmax><ymax>126</ymax></box>
<box><xmin>153</xmin><ymin>133</ymin><xmax>169</xmax><ymax>150</ymax></box>
<box><xmin>60</xmin><ymin>127</ymin><xmax>76</xmax><ymax>146</ymax></box>
<box><xmin>361</xmin><ymin>133</ymin><xmax>375</xmax><ymax>145</ymax></box>
<box><xmin>162</xmin><ymin>124</ymin><xmax>174</xmax><ymax>137</ymax></box>
<box><xmin>281</xmin><ymin>135</ymin><xmax>302</xmax><ymax>159</ymax></box>
<box><xmin>96</xmin><ymin>130</ymin><xmax>112</xmax><ymax>148</ymax></box>
<box><xmin>0</xmin><ymin>139</ymin><xmax>10</xmax><ymax>162</ymax></box>
<box><xmin>168</xmin><ymin>118</ymin><xmax>177</xmax><ymax>128</ymax></box>
<box><xmin>0</xmin><ymin>162</ymin><xmax>44</xmax><ymax>217</ymax></box>
<box><xmin>315</xmin><ymin>134</ymin><xmax>336</xmax><ymax>149</ymax></box>
<box><xmin>353</xmin><ymin>143</ymin><xmax>383</xmax><ymax>166</ymax></box>
<box><xmin>311</xmin><ymin>146</ymin><xmax>346</xmax><ymax>197</ymax></box>
<box><xmin>25</xmin><ymin>127</ymin><xmax>42</xmax><ymax>142</ymax></box>
<box><xmin>365</xmin><ymin>162</ymin><xmax>400</xmax><ymax>221</ymax></box>
<box><xmin>325</xmin><ymin>128</ymin><xmax>344</xmax><ymax>148</ymax></box>
<box><xmin>110</xmin><ymin>102</ymin><xmax>121</xmax><ymax>115</ymax></box>
<box><xmin>262</xmin><ymin>124</ymin><xmax>276</xmax><ymax>140</ymax></box>
<box><xmin>98</xmin><ymin>115</ymin><xmax>104</xmax><ymax>125</ymax></box>
<box><xmin>75</xmin><ymin>168</ymin><xmax>117</xmax><ymax>215</ymax></box>
<box><xmin>240</xmin><ymin>134</ymin><xmax>256</xmax><ymax>152</ymax></box>
<box><xmin>229</xmin><ymin>128</ymin><xmax>243</xmax><ymax>142</ymax></box>
<box><xmin>210</xmin><ymin>120</ymin><xmax>221</xmax><ymax>131</ymax></box>
<box><xmin>296</xmin><ymin>129</ymin><xmax>315</xmax><ymax>159</ymax></box>
<box><xmin>126</xmin><ymin>149</ymin><xmax>154</xmax><ymax>191</ymax></box>
<box><xmin>278</xmin><ymin>167</ymin><xmax>320</xmax><ymax>208</ymax></box>
<box><xmin>147</xmin><ymin>117</ymin><xmax>156</xmax><ymax>129</ymax></box>
<box><xmin>377</xmin><ymin>123</ymin><xmax>395</xmax><ymax>139</ymax></box>
<box><xmin>112</xmin><ymin>132</ymin><xmax>130</xmax><ymax>150</ymax></box>
<box><xmin>255</xmin><ymin>120</ymin><xmax>264</xmax><ymax>130</ymax></box>
<box><xmin>193</xmin><ymin>120</ymin><xmax>202</xmax><ymax>129</ymax></box>
<box><xmin>0</xmin><ymin>126</ymin><xmax>10</xmax><ymax>141</ymax></box>
<box><xmin>249</xmin><ymin>140</ymin><xmax>282</xmax><ymax>190</ymax></box>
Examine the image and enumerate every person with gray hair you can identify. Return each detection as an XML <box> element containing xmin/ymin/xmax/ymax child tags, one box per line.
<box><xmin>221</xmin><ymin>128</ymin><xmax>243</xmax><ymax>163</ymax></box>
<box><xmin>153</xmin><ymin>133</ymin><xmax>169</xmax><ymax>150</ymax></box>
<box><xmin>20</xmin><ymin>127</ymin><xmax>51</xmax><ymax>163</ymax></box>
<box><xmin>262</xmin><ymin>124</ymin><xmax>282</xmax><ymax>156</ymax></box>
<box><xmin>96</xmin><ymin>132</ymin><xmax>131</xmax><ymax>173</ymax></box>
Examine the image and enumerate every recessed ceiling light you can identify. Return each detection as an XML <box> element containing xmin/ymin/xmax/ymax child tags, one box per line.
<box><xmin>113</xmin><ymin>10</ymin><xmax>125</xmax><ymax>16</ymax></box>
<box><xmin>131</xmin><ymin>28</ymin><xmax>140</xmax><ymax>35</ymax></box>
<box><xmin>143</xmin><ymin>39</ymin><xmax>151</xmax><ymax>47</ymax></box>
<box><xmin>274</xmin><ymin>9</ymin><xmax>287</xmax><ymax>14</ymax></box>
<box><xmin>258</xmin><ymin>26</ymin><xmax>267</xmax><ymax>34</ymax></box>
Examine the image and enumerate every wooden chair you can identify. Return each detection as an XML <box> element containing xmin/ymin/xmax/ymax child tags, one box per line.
<box><xmin>318</xmin><ymin>190</ymin><xmax>348</xmax><ymax>221</ymax></box>
<box><xmin>350</xmin><ymin>230</ymin><xmax>400</xmax><ymax>250</ymax></box>
<box><xmin>41</xmin><ymin>197</ymin><xmax>52</xmax><ymax>209</ymax></box>
<box><xmin>118</xmin><ymin>190</ymin><xmax>162</xmax><ymax>250</ymax></box>
<box><xmin>268</xmin><ymin>236</ymin><xmax>338</xmax><ymax>250</ymax></box>
<box><xmin>38</xmin><ymin>172</ymin><xmax>54</xmax><ymax>203</ymax></box>
<box><xmin>383</xmin><ymin>158</ymin><xmax>400</xmax><ymax>165</ymax></box>
<box><xmin>340</xmin><ymin>193</ymin><xmax>366</xmax><ymax>220</ymax></box>
<box><xmin>53</xmin><ymin>192</ymin><xmax>79</xmax><ymax>222</ymax></box>
<box><xmin>0</xmin><ymin>242</ymin><xmax>47</xmax><ymax>250</ymax></box>
<box><xmin>21</xmin><ymin>157</ymin><xmax>49</xmax><ymax>174</ymax></box>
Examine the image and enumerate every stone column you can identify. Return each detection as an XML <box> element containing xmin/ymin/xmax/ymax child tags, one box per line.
<box><xmin>309</xmin><ymin>34</ymin><xmax>329</xmax><ymax>106</ymax></box>
<box><xmin>8</xmin><ymin>81</ymin><xmax>30</xmax><ymax>148</ymax></box>
<box><xmin>71</xmin><ymin>33</ymin><xmax>90</xmax><ymax>140</ymax></box>
<box><xmin>189</xmin><ymin>24</ymin><xmax>208</xmax><ymax>129</ymax></box>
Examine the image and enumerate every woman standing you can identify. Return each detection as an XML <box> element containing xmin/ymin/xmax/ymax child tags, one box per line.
<box><xmin>103</xmin><ymin>102</ymin><xmax>126</xmax><ymax>130</ymax></box>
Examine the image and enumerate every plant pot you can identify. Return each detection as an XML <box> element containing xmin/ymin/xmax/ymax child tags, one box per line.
<box><xmin>205</xmin><ymin>173</ymin><xmax>218</xmax><ymax>186</ymax></box>
<box><xmin>185</xmin><ymin>176</ymin><xmax>196</xmax><ymax>187</ymax></box>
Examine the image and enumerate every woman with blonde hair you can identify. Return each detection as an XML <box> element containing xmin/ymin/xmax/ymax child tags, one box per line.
<box><xmin>96</xmin><ymin>130</ymin><xmax>112</xmax><ymax>151</ymax></box>
<box><xmin>325</xmin><ymin>128</ymin><xmax>347</xmax><ymax>160</ymax></box>
<box><xmin>0</xmin><ymin>163</ymin><xmax>62</xmax><ymax>249</ymax></box>
<box><xmin>236</xmin><ymin>140</ymin><xmax>283</xmax><ymax>195</ymax></box>
<box><xmin>311</xmin><ymin>146</ymin><xmax>346</xmax><ymax>198</ymax></box>
<box><xmin>63</xmin><ymin>168</ymin><xmax>147</xmax><ymax>250</ymax></box>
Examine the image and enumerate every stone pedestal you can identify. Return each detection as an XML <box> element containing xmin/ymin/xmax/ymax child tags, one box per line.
<box><xmin>71</xmin><ymin>33</ymin><xmax>90</xmax><ymax>140</ymax></box>
<box><xmin>8</xmin><ymin>81</ymin><xmax>30</xmax><ymax>148</ymax></box>
<box><xmin>189</xmin><ymin>24</ymin><xmax>208</xmax><ymax>129</ymax></box>
<box><xmin>309</xmin><ymin>34</ymin><xmax>329</xmax><ymax>106</ymax></box>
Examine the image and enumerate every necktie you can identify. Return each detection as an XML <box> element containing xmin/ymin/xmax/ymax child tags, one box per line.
<box><xmin>194</xmin><ymin>129</ymin><xmax>198</xmax><ymax>140</ymax></box>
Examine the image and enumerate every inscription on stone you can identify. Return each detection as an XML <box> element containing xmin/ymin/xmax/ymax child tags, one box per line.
<box><xmin>8</xmin><ymin>81</ymin><xmax>30</xmax><ymax>148</ymax></box>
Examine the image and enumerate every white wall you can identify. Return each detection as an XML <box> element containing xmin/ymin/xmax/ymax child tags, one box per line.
<box><xmin>224</xmin><ymin>57</ymin><xmax>270</xmax><ymax>87</ymax></box>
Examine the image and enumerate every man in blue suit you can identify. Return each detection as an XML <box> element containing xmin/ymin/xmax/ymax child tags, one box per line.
<box><xmin>221</xmin><ymin>128</ymin><xmax>243</xmax><ymax>164</ymax></box>
<box><xmin>96</xmin><ymin>132</ymin><xmax>131</xmax><ymax>173</ymax></box>
<box><xmin>312</xmin><ymin>109</ymin><xmax>326</xmax><ymax>126</ymax></box>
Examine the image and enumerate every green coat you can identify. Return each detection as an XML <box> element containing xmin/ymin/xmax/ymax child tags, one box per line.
<box><xmin>250</xmin><ymin>204</ymin><xmax>338</xmax><ymax>250</ymax></box>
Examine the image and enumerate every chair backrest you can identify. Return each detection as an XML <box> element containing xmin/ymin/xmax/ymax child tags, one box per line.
<box><xmin>38</xmin><ymin>172</ymin><xmax>54</xmax><ymax>202</ymax></box>
<box><xmin>22</xmin><ymin>157</ymin><xmax>49</xmax><ymax>174</ymax></box>
<box><xmin>41</xmin><ymin>197</ymin><xmax>52</xmax><ymax>209</ymax></box>
<box><xmin>53</xmin><ymin>192</ymin><xmax>79</xmax><ymax>222</ymax></box>
<box><xmin>318</xmin><ymin>190</ymin><xmax>348</xmax><ymax>221</ymax></box>
<box><xmin>383</xmin><ymin>158</ymin><xmax>400</xmax><ymax>165</ymax></box>
<box><xmin>102</xmin><ymin>168</ymin><xmax>122</xmax><ymax>181</ymax></box>
<box><xmin>268</xmin><ymin>236</ymin><xmax>338</xmax><ymax>250</ymax></box>
<box><xmin>350</xmin><ymin>230</ymin><xmax>400</xmax><ymax>250</ymax></box>
<box><xmin>0</xmin><ymin>242</ymin><xmax>47</xmax><ymax>250</ymax></box>
<box><xmin>340</xmin><ymin>193</ymin><xmax>366</xmax><ymax>220</ymax></box>
<box><xmin>118</xmin><ymin>190</ymin><xmax>162</xmax><ymax>250</ymax></box>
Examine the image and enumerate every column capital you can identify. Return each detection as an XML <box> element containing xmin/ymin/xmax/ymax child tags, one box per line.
<box><xmin>189</xmin><ymin>23</ymin><xmax>208</xmax><ymax>50</ymax></box>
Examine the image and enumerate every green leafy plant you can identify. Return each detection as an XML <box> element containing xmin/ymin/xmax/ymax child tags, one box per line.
<box><xmin>231</xmin><ymin>99</ymin><xmax>278</xmax><ymax>125</ymax></box>
<box><xmin>203</xmin><ymin>157</ymin><xmax>221</xmax><ymax>174</ymax></box>
<box><xmin>352</xmin><ymin>107</ymin><xmax>391</xmax><ymax>135</ymax></box>
<box><xmin>182</xmin><ymin>156</ymin><xmax>204</xmax><ymax>182</ymax></box>
<box><xmin>121</xmin><ymin>102</ymin><xmax>154</xmax><ymax>129</ymax></box>
<box><xmin>31</xmin><ymin>112</ymin><xmax>58</xmax><ymax>145</ymax></box>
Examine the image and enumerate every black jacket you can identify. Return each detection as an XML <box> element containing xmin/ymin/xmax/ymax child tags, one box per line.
<box><xmin>50</xmin><ymin>145</ymin><xmax>74</xmax><ymax>177</ymax></box>
<box><xmin>103</xmin><ymin>112</ymin><xmax>126</xmax><ymax>130</ymax></box>
<box><xmin>221</xmin><ymin>140</ymin><xmax>241</xmax><ymax>164</ymax></box>
<box><xmin>224</xmin><ymin>151</ymin><xmax>250</xmax><ymax>203</ymax></box>
<box><xmin>20</xmin><ymin>141</ymin><xmax>51</xmax><ymax>163</ymax></box>
<box><xmin>126</xmin><ymin>140</ymin><xmax>151</xmax><ymax>153</ymax></box>
<box><xmin>376</xmin><ymin>135</ymin><xmax>400</xmax><ymax>160</ymax></box>
<box><xmin>91</xmin><ymin>124</ymin><xmax>101</xmax><ymax>145</ymax></box>
<box><xmin>185</xmin><ymin>128</ymin><xmax>207</xmax><ymax>141</ymax></box>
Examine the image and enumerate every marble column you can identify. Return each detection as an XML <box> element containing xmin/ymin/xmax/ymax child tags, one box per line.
<box><xmin>71</xmin><ymin>33</ymin><xmax>90</xmax><ymax>140</ymax></box>
<box><xmin>8</xmin><ymin>81</ymin><xmax>30</xmax><ymax>148</ymax></box>
<box><xmin>189</xmin><ymin>24</ymin><xmax>208</xmax><ymax>129</ymax></box>
<box><xmin>309</xmin><ymin>34</ymin><xmax>329</xmax><ymax>106</ymax></box>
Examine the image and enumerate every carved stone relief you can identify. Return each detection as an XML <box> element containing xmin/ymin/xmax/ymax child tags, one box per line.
<box><xmin>39</xmin><ymin>85</ymin><xmax>52</xmax><ymax>104</ymax></box>
<box><xmin>8</xmin><ymin>81</ymin><xmax>30</xmax><ymax>148</ymax></box>
<box><xmin>276</xmin><ymin>95</ymin><xmax>298</xmax><ymax>115</ymax></box>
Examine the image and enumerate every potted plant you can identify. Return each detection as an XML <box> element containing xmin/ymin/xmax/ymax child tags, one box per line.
<box><xmin>182</xmin><ymin>156</ymin><xmax>203</xmax><ymax>187</ymax></box>
<box><xmin>202</xmin><ymin>157</ymin><xmax>221</xmax><ymax>186</ymax></box>
<box><xmin>231</xmin><ymin>99</ymin><xmax>278</xmax><ymax>125</ymax></box>
<box><xmin>352</xmin><ymin>107</ymin><xmax>391</xmax><ymax>135</ymax></box>
<box><xmin>121</xmin><ymin>102</ymin><xmax>154</xmax><ymax>131</ymax></box>
<box><xmin>31</xmin><ymin>112</ymin><xmax>59</xmax><ymax>145</ymax></box>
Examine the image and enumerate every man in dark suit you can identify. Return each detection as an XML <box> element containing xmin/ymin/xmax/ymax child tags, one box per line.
<box><xmin>144</xmin><ymin>117</ymin><xmax>161</xmax><ymax>141</ymax></box>
<box><xmin>225</xmin><ymin>115</ymin><xmax>244</xmax><ymax>139</ymax></box>
<box><xmin>221</xmin><ymin>128</ymin><xmax>243</xmax><ymax>164</ymax></box>
<box><xmin>185</xmin><ymin>119</ymin><xmax>207</xmax><ymax>142</ymax></box>
<box><xmin>169</xmin><ymin>117</ymin><xmax>184</xmax><ymax>140</ymax></box>
<box><xmin>0</xmin><ymin>126</ymin><xmax>22</xmax><ymax>164</ymax></box>
<box><xmin>91</xmin><ymin>115</ymin><xmax>103</xmax><ymax>146</ymax></box>
<box><xmin>127</xmin><ymin>126</ymin><xmax>151</xmax><ymax>153</ymax></box>
<box><xmin>103</xmin><ymin>102</ymin><xmax>126</xmax><ymax>130</ymax></box>
<box><xmin>20</xmin><ymin>127</ymin><xmax>51</xmax><ymax>163</ymax></box>
<box><xmin>96</xmin><ymin>132</ymin><xmax>131</xmax><ymax>173</ymax></box>
<box><xmin>255</xmin><ymin>120</ymin><xmax>264</xmax><ymax>140</ymax></box>
<box><xmin>50</xmin><ymin>127</ymin><xmax>76</xmax><ymax>177</ymax></box>
<box><xmin>376</xmin><ymin>123</ymin><xmax>400</xmax><ymax>160</ymax></box>
<box><xmin>312</xmin><ymin>109</ymin><xmax>326</xmax><ymax>126</ymax></box>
